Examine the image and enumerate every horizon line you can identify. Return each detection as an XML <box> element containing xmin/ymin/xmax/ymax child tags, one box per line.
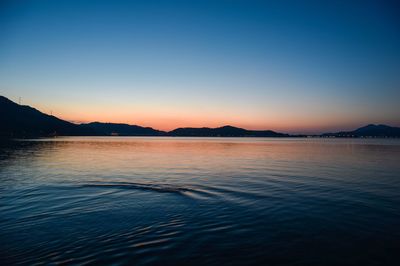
<box><xmin>2</xmin><ymin>95</ymin><xmax>399</xmax><ymax>135</ymax></box>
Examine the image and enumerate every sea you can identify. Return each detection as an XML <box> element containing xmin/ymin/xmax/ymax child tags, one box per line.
<box><xmin>1</xmin><ymin>137</ymin><xmax>399</xmax><ymax>265</ymax></box>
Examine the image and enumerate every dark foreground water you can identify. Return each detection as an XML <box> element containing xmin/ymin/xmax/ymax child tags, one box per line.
<box><xmin>0</xmin><ymin>137</ymin><xmax>400</xmax><ymax>265</ymax></box>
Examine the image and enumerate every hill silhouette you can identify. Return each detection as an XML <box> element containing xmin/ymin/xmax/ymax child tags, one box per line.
<box><xmin>322</xmin><ymin>124</ymin><xmax>400</xmax><ymax>138</ymax></box>
<box><xmin>168</xmin><ymin>125</ymin><xmax>288</xmax><ymax>137</ymax></box>
<box><xmin>80</xmin><ymin>122</ymin><xmax>165</xmax><ymax>136</ymax></box>
<box><xmin>0</xmin><ymin>96</ymin><xmax>164</xmax><ymax>137</ymax></box>
<box><xmin>0</xmin><ymin>96</ymin><xmax>93</xmax><ymax>137</ymax></box>
<box><xmin>1</xmin><ymin>95</ymin><xmax>399</xmax><ymax>138</ymax></box>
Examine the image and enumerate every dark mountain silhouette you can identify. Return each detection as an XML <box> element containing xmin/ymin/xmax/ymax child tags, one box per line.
<box><xmin>0</xmin><ymin>96</ymin><xmax>290</xmax><ymax>138</ymax></box>
<box><xmin>81</xmin><ymin>122</ymin><xmax>165</xmax><ymax>136</ymax></box>
<box><xmin>0</xmin><ymin>96</ymin><xmax>93</xmax><ymax>137</ymax></box>
<box><xmin>2</xmin><ymin>95</ymin><xmax>399</xmax><ymax>138</ymax></box>
<box><xmin>322</xmin><ymin>124</ymin><xmax>400</xmax><ymax>137</ymax></box>
<box><xmin>168</xmin><ymin>125</ymin><xmax>289</xmax><ymax>137</ymax></box>
<box><xmin>0</xmin><ymin>96</ymin><xmax>165</xmax><ymax>137</ymax></box>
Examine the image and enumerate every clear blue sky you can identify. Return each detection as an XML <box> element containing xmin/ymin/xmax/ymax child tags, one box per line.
<box><xmin>1</xmin><ymin>0</ymin><xmax>399</xmax><ymax>133</ymax></box>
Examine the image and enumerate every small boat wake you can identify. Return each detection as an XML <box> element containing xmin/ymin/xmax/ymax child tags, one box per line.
<box><xmin>76</xmin><ymin>181</ymin><xmax>214</xmax><ymax>199</ymax></box>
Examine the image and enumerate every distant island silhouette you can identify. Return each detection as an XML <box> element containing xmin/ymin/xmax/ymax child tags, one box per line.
<box><xmin>1</xmin><ymin>95</ymin><xmax>399</xmax><ymax>138</ymax></box>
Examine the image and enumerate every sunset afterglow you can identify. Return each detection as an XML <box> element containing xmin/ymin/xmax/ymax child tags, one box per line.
<box><xmin>1</xmin><ymin>0</ymin><xmax>399</xmax><ymax>133</ymax></box>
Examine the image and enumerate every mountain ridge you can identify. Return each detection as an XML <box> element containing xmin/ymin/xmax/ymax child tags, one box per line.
<box><xmin>168</xmin><ymin>125</ymin><xmax>288</xmax><ymax>137</ymax></box>
<box><xmin>322</xmin><ymin>124</ymin><xmax>400</xmax><ymax>138</ymax></box>
<box><xmin>1</xmin><ymin>96</ymin><xmax>399</xmax><ymax>138</ymax></box>
<box><xmin>0</xmin><ymin>96</ymin><xmax>94</xmax><ymax>137</ymax></box>
<box><xmin>80</xmin><ymin>122</ymin><xmax>165</xmax><ymax>136</ymax></box>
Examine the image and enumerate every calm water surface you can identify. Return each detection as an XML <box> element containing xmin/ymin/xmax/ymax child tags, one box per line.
<box><xmin>1</xmin><ymin>137</ymin><xmax>400</xmax><ymax>265</ymax></box>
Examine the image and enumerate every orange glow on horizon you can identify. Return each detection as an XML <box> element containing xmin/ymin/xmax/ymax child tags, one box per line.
<box><xmin>35</xmin><ymin>101</ymin><xmax>398</xmax><ymax>134</ymax></box>
<box><xmin>56</xmin><ymin>111</ymin><xmax>370</xmax><ymax>134</ymax></box>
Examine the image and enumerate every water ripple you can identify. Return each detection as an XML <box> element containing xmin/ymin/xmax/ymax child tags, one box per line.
<box><xmin>1</xmin><ymin>138</ymin><xmax>400</xmax><ymax>265</ymax></box>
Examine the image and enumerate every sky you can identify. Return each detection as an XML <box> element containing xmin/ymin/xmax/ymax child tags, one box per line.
<box><xmin>0</xmin><ymin>0</ymin><xmax>399</xmax><ymax>134</ymax></box>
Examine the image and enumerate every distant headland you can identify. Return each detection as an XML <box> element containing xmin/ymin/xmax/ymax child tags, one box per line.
<box><xmin>1</xmin><ymin>95</ymin><xmax>399</xmax><ymax>138</ymax></box>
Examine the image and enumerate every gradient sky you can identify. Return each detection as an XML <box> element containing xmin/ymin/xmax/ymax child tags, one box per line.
<box><xmin>1</xmin><ymin>0</ymin><xmax>399</xmax><ymax>133</ymax></box>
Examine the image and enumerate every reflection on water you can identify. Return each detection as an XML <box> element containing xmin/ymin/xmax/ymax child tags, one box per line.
<box><xmin>1</xmin><ymin>137</ymin><xmax>400</xmax><ymax>265</ymax></box>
